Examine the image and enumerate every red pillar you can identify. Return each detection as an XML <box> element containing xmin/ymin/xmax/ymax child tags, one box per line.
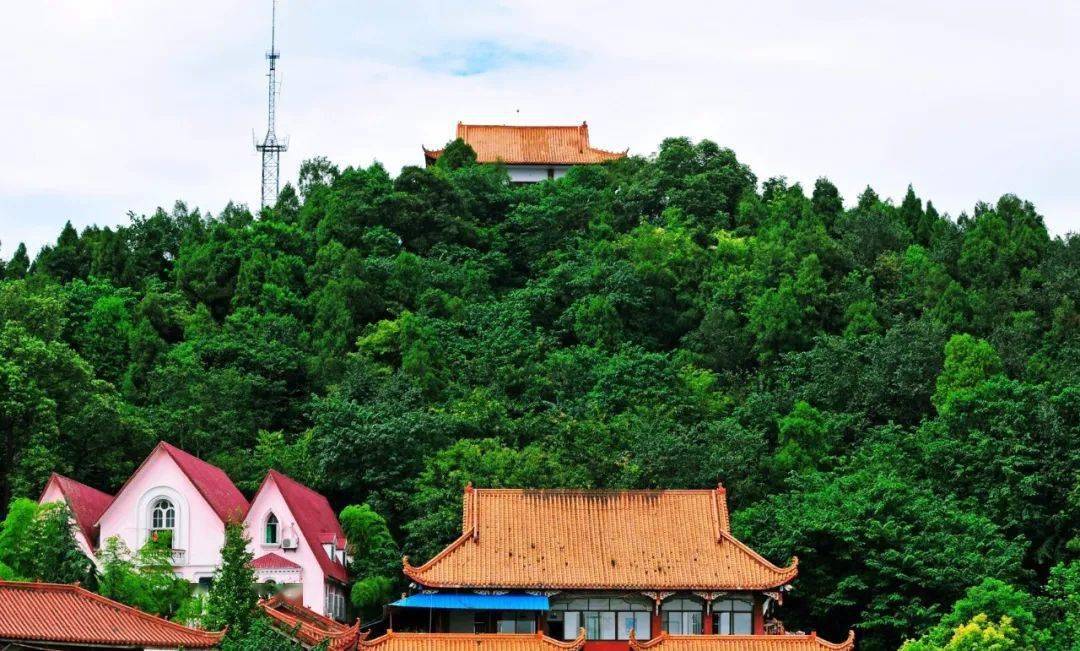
<box><xmin>703</xmin><ymin>607</ymin><xmax>713</xmax><ymax>635</ymax></box>
<box><xmin>651</xmin><ymin>611</ymin><xmax>662</xmax><ymax>639</ymax></box>
<box><xmin>752</xmin><ymin>595</ymin><xmax>764</xmax><ymax>635</ymax></box>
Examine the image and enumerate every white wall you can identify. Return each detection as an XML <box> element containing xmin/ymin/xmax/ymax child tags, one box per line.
<box><xmin>507</xmin><ymin>165</ymin><xmax>571</xmax><ymax>183</ymax></box>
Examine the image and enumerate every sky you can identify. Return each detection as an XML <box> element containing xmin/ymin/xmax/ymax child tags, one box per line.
<box><xmin>1</xmin><ymin>1</ymin><xmax>1078</xmax><ymax>257</ymax></box>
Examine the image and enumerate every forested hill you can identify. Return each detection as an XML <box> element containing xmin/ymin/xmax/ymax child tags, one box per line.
<box><xmin>1</xmin><ymin>138</ymin><xmax>1078</xmax><ymax>649</ymax></box>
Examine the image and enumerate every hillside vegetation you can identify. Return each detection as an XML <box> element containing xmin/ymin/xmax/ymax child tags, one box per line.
<box><xmin>0</xmin><ymin>138</ymin><xmax>1077</xmax><ymax>649</ymax></box>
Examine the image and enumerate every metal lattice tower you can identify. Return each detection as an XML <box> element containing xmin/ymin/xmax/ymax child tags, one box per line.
<box><xmin>255</xmin><ymin>0</ymin><xmax>288</xmax><ymax>208</ymax></box>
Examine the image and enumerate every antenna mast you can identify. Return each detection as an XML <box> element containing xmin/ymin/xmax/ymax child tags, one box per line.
<box><xmin>255</xmin><ymin>0</ymin><xmax>287</xmax><ymax>208</ymax></box>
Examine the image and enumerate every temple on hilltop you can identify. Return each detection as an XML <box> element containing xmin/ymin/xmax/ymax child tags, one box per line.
<box><xmin>385</xmin><ymin>485</ymin><xmax>854</xmax><ymax>651</ymax></box>
<box><xmin>423</xmin><ymin>122</ymin><xmax>627</xmax><ymax>183</ymax></box>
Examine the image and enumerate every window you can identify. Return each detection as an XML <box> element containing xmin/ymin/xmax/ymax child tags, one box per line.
<box><xmin>496</xmin><ymin>613</ymin><xmax>536</xmax><ymax>634</ymax></box>
<box><xmin>150</xmin><ymin>498</ymin><xmax>175</xmax><ymax>533</ymax></box>
<box><xmin>325</xmin><ymin>584</ymin><xmax>347</xmax><ymax>621</ymax></box>
<box><xmin>662</xmin><ymin>598</ymin><xmax>703</xmax><ymax>635</ymax></box>
<box><xmin>552</xmin><ymin>596</ymin><xmax>650</xmax><ymax>640</ymax></box>
<box><xmin>713</xmin><ymin>598</ymin><xmax>753</xmax><ymax>635</ymax></box>
<box><xmin>265</xmin><ymin>514</ymin><xmax>279</xmax><ymax>544</ymax></box>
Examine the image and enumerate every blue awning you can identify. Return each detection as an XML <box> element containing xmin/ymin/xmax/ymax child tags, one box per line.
<box><xmin>392</xmin><ymin>593</ymin><xmax>549</xmax><ymax>611</ymax></box>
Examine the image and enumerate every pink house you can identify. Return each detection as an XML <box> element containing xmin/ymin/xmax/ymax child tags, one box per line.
<box><xmin>245</xmin><ymin>470</ymin><xmax>351</xmax><ymax>620</ymax></box>
<box><xmin>39</xmin><ymin>441</ymin><xmax>351</xmax><ymax>620</ymax></box>
<box><xmin>38</xmin><ymin>473</ymin><xmax>115</xmax><ymax>562</ymax></box>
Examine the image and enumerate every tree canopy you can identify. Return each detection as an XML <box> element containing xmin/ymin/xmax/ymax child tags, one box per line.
<box><xmin>0</xmin><ymin>137</ymin><xmax>1077</xmax><ymax>649</ymax></box>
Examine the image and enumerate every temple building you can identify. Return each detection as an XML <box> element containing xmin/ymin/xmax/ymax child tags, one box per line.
<box><xmin>390</xmin><ymin>486</ymin><xmax>853</xmax><ymax>651</ymax></box>
<box><xmin>423</xmin><ymin>122</ymin><xmax>627</xmax><ymax>183</ymax></box>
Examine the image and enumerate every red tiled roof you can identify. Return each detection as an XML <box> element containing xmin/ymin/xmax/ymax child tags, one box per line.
<box><xmin>424</xmin><ymin>122</ymin><xmax>627</xmax><ymax>166</ymax></box>
<box><xmin>39</xmin><ymin>473</ymin><xmax>113</xmax><ymax>549</ymax></box>
<box><xmin>252</xmin><ymin>552</ymin><xmax>302</xmax><ymax>570</ymax></box>
<box><xmin>629</xmin><ymin>631</ymin><xmax>856</xmax><ymax>651</ymax></box>
<box><xmin>361</xmin><ymin>631</ymin><xmax>586</xmax><ymax>651</ymax></box>
<box><xmin>0</xmin><ymin>581</ymin><xmax>223</xmax><ymax>648</ymax></box>
<box><xmin>261</xmin><ymin>594</ymin><xmax>366</xmax><ymax>651</ymax></box>
<box><xmin>404</xmin><ymin>486</ymin><xmax>797</xmax><ymax>591</ymax></box>
<box><xmin>256</xmin><ymin>470</ymin><xmax>348</xmax><ymax>583</ymax></box>
<box><xmin>160</xmin><ymin>442</ymin><xmax>249</xmax><ymax>522</ymax></box>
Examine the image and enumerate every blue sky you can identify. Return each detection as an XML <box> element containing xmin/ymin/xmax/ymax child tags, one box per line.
<box><xmin>1</xmin><ymin>0</ymin><xmax>1077</xmax><ymax>257</ymax></box>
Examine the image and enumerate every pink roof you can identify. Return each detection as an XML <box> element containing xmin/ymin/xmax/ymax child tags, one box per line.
<box><xmin>252</xmin><ymin>552</ymin><xmax>302</xmax><ymax>570</ymax></box>
<box><xmin>97</xmin><ymin>442</ymin><xmax>249</xmax><ymax>527</ymax></box>
<box><xmin>39</xmin><ymin>473</ymin><xmax>114</xmax><ymax>548</ymax></box>
<box><xmin>257</xmin><ymin>470</ymin><xmax>348</xmax><ymax>583</ymax></box>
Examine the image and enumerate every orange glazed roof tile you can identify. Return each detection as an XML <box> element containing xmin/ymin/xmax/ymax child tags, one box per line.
<box><xmin>261</xmin><ymin>594</ymin><xmax>367</xmax><ymax>651</ymax></box>
<box><xmin>0</xmin><ymin>581</ymin><xmax>223</xmax><ymax>648</ymax></box>
<box><xmin>403</xmin><ymin>486</ymin><xmax>796</xmax><ymax>591</ymax></box>
<box><xmin>424</xmin><ymin>122</ymin><xmax>627</xmax><ymax>166</ymax></box>
<box><xmin>361</xmin><ymin>631</ymin><xmax>586</xmax><ymax>651</ymax></box>
<box><xmin>629</xmin><ymin>632</ymin><xmax>855</xmax><ymax>651</ymax></box>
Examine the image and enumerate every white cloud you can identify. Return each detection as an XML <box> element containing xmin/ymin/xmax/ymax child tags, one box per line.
<box><xmin>1</xmin><ymin>0</ymin><xmax>1076</xmax><ymax>256</ymax></box>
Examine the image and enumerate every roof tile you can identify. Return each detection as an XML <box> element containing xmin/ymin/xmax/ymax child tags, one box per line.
<box><xmin>405</xmin><ymin>488</ymin><xmax>796</xmax><ymax>590</ymax></box>
<box><xmin>160</xmin><ymin>442</ymin><xmax>249</xmax><ymax>522</ymax></box>
<box><xmin>629</xmin><ymin>632</ymin><xmax>856</xmax><ymax>651</ymax></box>
<box><xmin>0</xmin><ymin>581</ymin><xmax>223</xmax><ymax>648</ymax></box>
<box><xmin>361</xmin><ymin>631</ymin><xmax>586</xmax><ymax>651</ymax></box>
<box><xmin>251</xmin><ymin>552</ymin><xmax>302</xmax><ymax>570</ymax></box>
<box><xmin>424</xmin><ymin>123</ymin><xmax>626</xmax><ymax>166</ymax></box>
<box><xmin>262</xmin><ymin>594</ymin><xmax>366</xmax><ymax>651</ymax></box>
<box><xmin>40</xmin><ymin>473</ymin><xmax>113</xmax><ymax>548</ymax></box>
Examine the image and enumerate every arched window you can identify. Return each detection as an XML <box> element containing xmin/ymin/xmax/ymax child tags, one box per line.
<box><xmin>265</xmin><ymin>513</ymin><xmax>279</xmax><ymax>544</ymax></box>
<box><xmin>151</xmin><ymin>498</ymin><xmax>175</xmax><ymax>533</ymax></box>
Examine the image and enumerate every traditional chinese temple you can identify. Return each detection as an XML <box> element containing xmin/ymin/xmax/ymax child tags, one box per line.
<box><xmin>389</xmin><ymin>485</ymin><xmax>853</xmax><ymax>651</ymax></box>
<box><xmin>423</xmin><ymin>122</ymin><xmax>627</xmax><ymax>183</ymax></box>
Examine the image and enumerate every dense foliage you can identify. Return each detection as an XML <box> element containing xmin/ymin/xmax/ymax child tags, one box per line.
<box><xmin>0</xmin><ymin>499</ymin><xmax>93</xmax><ymax>584</ymax></box>
<box><xmin>96</xmin><ymin>532</ymin><xmax>194</xmax><ymax>618</ymax></box>
<box><xmin>0</xmin><ymin>139</ymin><xmax>1077</xmax><ymax>649</ymax></box>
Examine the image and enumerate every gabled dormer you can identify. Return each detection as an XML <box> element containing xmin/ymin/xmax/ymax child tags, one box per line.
<box><xmin>95</xmin><ymin>441</ymin><xmax>248</xmax><ymax>583</ymax></box>
<box><xmin>245</xmin><ymin>470</ymin><xmax>350</xmax><ymax>620</ymax></box>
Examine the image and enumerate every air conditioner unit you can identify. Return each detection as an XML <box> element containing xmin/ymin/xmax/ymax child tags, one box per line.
<box><xmin>281</xmin><ymin>537</ymin><xmax>298</xmax><ymax>550</ymax></box>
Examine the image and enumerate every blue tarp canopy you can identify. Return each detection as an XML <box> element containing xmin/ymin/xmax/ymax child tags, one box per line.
<box><xmin>392</xmin><ymin>593</ymin><xmax>549</xmax><ymax>611</ymax></box>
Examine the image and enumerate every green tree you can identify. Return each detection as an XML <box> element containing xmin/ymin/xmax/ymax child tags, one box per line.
<box><xmin>5</xmin><ymin>243</ymin><xmax>30</xmax><ymax>279</ymax></box>
<box><xmin>339</xmin><ymin>503</ymin><xmax>399</xmax><ymax>616</ymax></box>
<box><xmin>435</xmin><ymin>138</ymin><xmax>478</xmax><ymax>170</ymax></box>
<box><xmin>96</xmin><ymin>535</ymin><xmax>191</xmax><ymax>617</ymax></box>
<box><xmin>205</xmin><ymin>521</ymin><xmax>257</xmax><ymax>640</ymax></box>
<box><xmin>0</xmin><ymin>500</ymin><xmax>92</xmax><ymax>583</ymax></box>
<box><xmin>932</xmin><ymin>333</ymin><xmax>1003</xmax><ymax>413</ymax></box>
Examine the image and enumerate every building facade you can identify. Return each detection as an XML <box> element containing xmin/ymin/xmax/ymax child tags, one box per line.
<box><xmin>391</xmin><ymin>486</ymin><xmax>852</xmax><ymax>651</ymax></box>
<box><xmin>39</xmin><ymin>441</ymin><xmax>350</xmax><ymax>620</ymax></box>
<box><xmin>423</xmin><ymin>122</ymin><xmax>627</xmax><ymax>183</ymax></box>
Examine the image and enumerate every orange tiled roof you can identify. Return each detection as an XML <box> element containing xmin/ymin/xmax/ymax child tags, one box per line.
<box><xmin>403</xmin><ymin>486</ymin><xmax>797</xmax><ymax>590</ymax></box>
<box><xmin>0</xmin><ymin>581</ymin><xmax>223</xmax><ymax>648</ymax></box>
<box><xmin>629</xmin><ymin>632</ymin><xmax>856</xmax><ymax>651</ymax></box>
<box><xmin>361</xmin><ymin>631</ymin><xmax>586</xmax><ymax>651</ymax></box>
<box><xmin>261</xmin><ymin>594</ymin><xmax>367</xmax><ymax>651</ymax></box>
<box><xmin>423</xmin><ymin>122</ymin><xmax>627</xmax><ymax>166</ymax></box>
